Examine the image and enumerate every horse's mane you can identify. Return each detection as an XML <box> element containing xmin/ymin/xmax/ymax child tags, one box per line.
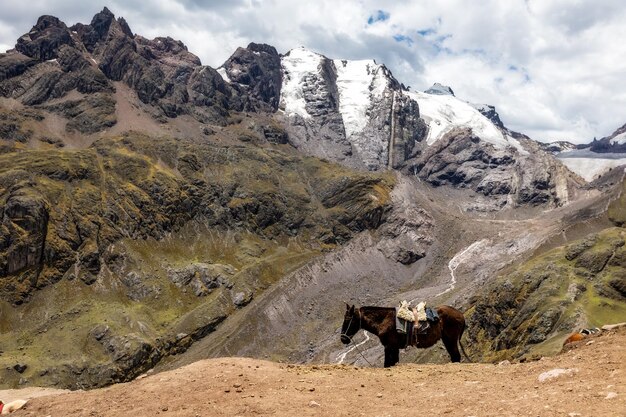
<box><xmin>360</xmin><ymin>306</ymin><xmax>395</xmax><ymax>311</ymax></box>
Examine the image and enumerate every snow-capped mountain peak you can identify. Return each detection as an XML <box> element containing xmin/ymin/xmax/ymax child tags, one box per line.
<box><xmin>424</xmin><ymin>82</ymin><xmax>455</xmax><ymax>96</ymax></box>
<box><xmin>407</xmin><ymin>89</ymin><xmax>526</xmax><ymax>154</ymax></box>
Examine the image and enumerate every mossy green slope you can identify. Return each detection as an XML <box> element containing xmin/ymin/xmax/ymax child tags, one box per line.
<box><xmin>467</xmin><ymin>178</ymin><xmax>626</xmax><ymax>361</ymax></box>
<box><xmin>0</xmin><ymin>132</ymin><xmax>394</xmax><ymax>388</ymax></box>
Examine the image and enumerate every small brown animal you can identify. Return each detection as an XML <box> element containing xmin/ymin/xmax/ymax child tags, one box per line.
<box><xmin>563</xmin><ymin>328</ymin><xmax>601</xmax><ymax>346</ymax></box>
<box><xmin>0</xmin><ymin>399</ymin><xmax>28</xmax><ymax>414</ymax></box>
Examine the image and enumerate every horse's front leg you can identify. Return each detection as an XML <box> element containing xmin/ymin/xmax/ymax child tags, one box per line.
<box><xmin>384</xmin><ymin>346</ymin><xmax>399</xmax><ymax>367</ymax></box>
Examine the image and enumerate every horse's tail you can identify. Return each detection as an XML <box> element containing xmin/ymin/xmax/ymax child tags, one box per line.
<box><xmin>459</xmin><ymin>322</ymin><xmax>472</xmax><ymax>363</ymax></box>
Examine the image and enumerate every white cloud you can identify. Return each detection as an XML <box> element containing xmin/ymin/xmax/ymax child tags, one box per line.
<box><xmin>0</xmin><ymin>0</ymin><xmax>625</xmax><ymax>143</ymax></box>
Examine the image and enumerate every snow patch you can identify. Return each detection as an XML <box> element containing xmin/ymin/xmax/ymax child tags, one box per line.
<box><xmin>334</xmin><ymin>59</ymin><xmax>388</xmax><ymax>137</ymax></box>
<box><xmin>557</xmin><ymin>154</ymin><xmax>626</xmax><ymax>182</ymax></box>
<box><xmin>280</xmin><ymin>47</ymin><xmax>323</xmax><ymax>119</ymax></box>
<box><xmin>216</xmin><ymin>67</ymin><xmax>231</xmax><ymax>83</ymax></box>
<box><xmin>506</xmin><ymin>134</ymin><xmax>530</xmax><ymax>155</ymax></box>
<box><xmin>469</xmin><ymin>103</ymin><xmax>491</xmax><ymax>113</ymax></box>
<box><xmin>407</xmin><ymin>90</ymin><xmax>519</xmax><ymax>151</ymax></box>
<box><xmin>610</xmin><ymin>131</ymin><xmax>626</xmax><ymax>145</ymax></box>
<box><xmin>436</xmin><ymin>239</ymin><xmax>487</xmax><ymax>298</ymax></box>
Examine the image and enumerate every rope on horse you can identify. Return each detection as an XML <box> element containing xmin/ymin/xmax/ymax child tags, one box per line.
<box><xmin>345</xmin><ymin>333</ymin><xmax>374</xmax><ymax>367</ymax></box>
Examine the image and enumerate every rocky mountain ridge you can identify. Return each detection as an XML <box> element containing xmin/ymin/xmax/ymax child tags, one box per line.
<box><xmin>228</xmin><ymin>45</ymin><xmax>584</xmax><ymax>210</ymax></box>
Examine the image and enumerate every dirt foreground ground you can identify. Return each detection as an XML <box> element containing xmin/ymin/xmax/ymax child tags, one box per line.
<box><xmin>2</xmin><ymin>330</ymin><xmax>624</xmax><ymax>417</ymax></box>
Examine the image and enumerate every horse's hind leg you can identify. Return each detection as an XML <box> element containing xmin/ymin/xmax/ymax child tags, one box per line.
<box><xmin>384</xmin><ymin>346</ymin><xmax>400</xmax><ymax>367</ymax></box>
<box><xmin>441</xmin><ymin>333</ymin><xmax>461</xmax><ymax>363</ymax></box>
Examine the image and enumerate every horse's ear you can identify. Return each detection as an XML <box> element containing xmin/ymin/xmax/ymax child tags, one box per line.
<box><xmin>345</xmin><ymin>303</ymin><xmax>350</xmax><ymax>310</ymax></box>
<box><xmin>349</xmin><ymin>304</ymin><xmax>355</xmax><ymax>313</ymax></box>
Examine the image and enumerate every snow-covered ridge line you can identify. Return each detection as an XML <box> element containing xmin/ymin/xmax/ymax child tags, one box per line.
<box><xmin>407</xmin><ymin>89</ymin><xmax>527</xmax><ymax>154</ymax></box>
<box><xmin>277</xmin><ymin>47</ymin><xmax>528</xmax><ymax>160</ymax></box>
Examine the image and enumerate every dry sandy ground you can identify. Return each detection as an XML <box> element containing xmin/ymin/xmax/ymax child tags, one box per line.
<box><xmin>3</xmin><ymin>330</ymin><xmax>625</xmax><ymax>417</ymax></box>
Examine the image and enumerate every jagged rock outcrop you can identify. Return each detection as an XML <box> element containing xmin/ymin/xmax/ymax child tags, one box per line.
<box><xmin>538</xmin><ymin>140</ymin><xmax>578</xmax><ymax>154</ymax></box>
<box><xmin>220</xmin><ymin>42</ymin><xmax>282</xmax><ymax>111</ymax></box>
<box><xmin>167</xmin><ymin>263</ymin><xmax>236</xmax><ymax>297</ymax></box>
<box><xmin>72</xmin><ymin>8</ymin><xmax>231</xmax><ymax>121</ymax></box>
<box><xmin>403</xmin><ymin>127</ymin><xmax>580</xmax><ymax>210</ymax></box>
<box><xmin>0</xmin><ymin>7</ymin><xmax>236</xmax><ymax>130</ymax></box>
<box><xmin>0</xmin><ymin>188</ymin><xmax>49</xmax><ymax>302</ymax></box>
<box><xmin>15</xmin><ymin>15</ymin><xmax>76</xmax><ymax>61</ymax></box>
<box><xmin>424</xmin><ymin>82</ymin><xmax>454</xmax><ymax>96</ymax></box>
<box><xmin>470</xmin><ymin>103</ymin><xmax>505</xmax><ymax>129</ymax></box>
<box><xmin>4</xmin><ymin>13</ymin><xmax>115</xmax><ymax>105</ymax></box>
<box><xmin>43</xmin><ymin>93</ymin><xmax>116</xmax><ymax>133</ymax></box>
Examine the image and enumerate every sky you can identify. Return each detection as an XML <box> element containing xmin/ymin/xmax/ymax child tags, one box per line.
<box><xmin>1</xmin><ymin>0</ymin><xmax>625</xmax><ymax>143</ymax></box>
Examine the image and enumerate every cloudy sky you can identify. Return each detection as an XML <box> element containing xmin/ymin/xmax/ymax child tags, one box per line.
<box><xmin>1</xmin><ymin>0</ymin><xmax>625</xmax><ymax>143</ymax></box>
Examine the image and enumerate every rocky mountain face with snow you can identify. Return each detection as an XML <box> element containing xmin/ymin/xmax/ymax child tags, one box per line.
<box><xmin>220</xmin><ymin>44</ymin><xmax>583</xmax><ymax>211</ymax></box>
<box><xmin>538</xmin><ymin>140</ymin><xmax>578</xmax><ymax>155</ymax></box>
<box><xmin>1</xmin><ymin>8</ymin><xmax>583</xmax><ymax>211</ymax></box>
<box><xmin>220</xmin><ymin>46</ymin><xmax>425</xmax><ymax>171</ymax></box>
<box><xmin>587</xmin><ymin>123</ymin><xmax>626</xmax><ymax>153</ymax></box>
<box><xmin>400</xmin><ymin>87</ymin><xmax>581</xmax><ymax>209</ymax></box>
<box><xmin>1</xmin><ymin>8</ymin><xmax>623</xmax><ymax>390</ymax></box>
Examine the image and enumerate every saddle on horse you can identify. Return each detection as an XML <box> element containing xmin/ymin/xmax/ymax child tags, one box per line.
<box><xmin>395</xmin><ymin>301</ymin><xmax>439</xmax><ymax>348</ymax></box>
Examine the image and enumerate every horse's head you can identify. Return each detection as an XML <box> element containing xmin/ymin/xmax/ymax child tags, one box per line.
<box><xmin>340</xmin><ymin>304</ymin><xmax>361</xmax><ymax>344</ymax></box>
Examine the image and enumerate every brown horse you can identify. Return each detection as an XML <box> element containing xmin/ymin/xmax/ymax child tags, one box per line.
<box><xmin>340</xmin><ymin>304</ymin><xmax>470</xmax><ymax>367</ymax></box>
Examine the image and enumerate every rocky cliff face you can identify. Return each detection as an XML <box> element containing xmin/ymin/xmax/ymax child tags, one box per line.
<box><xmin>219</xmin><ymin>42</ymin><xmax>282</xmax><ymax>112</ymax></box>
<box><xmin>401</xmin><ymin>87</ymin><xmax>584</xmax><ymax>210</ymax></box>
